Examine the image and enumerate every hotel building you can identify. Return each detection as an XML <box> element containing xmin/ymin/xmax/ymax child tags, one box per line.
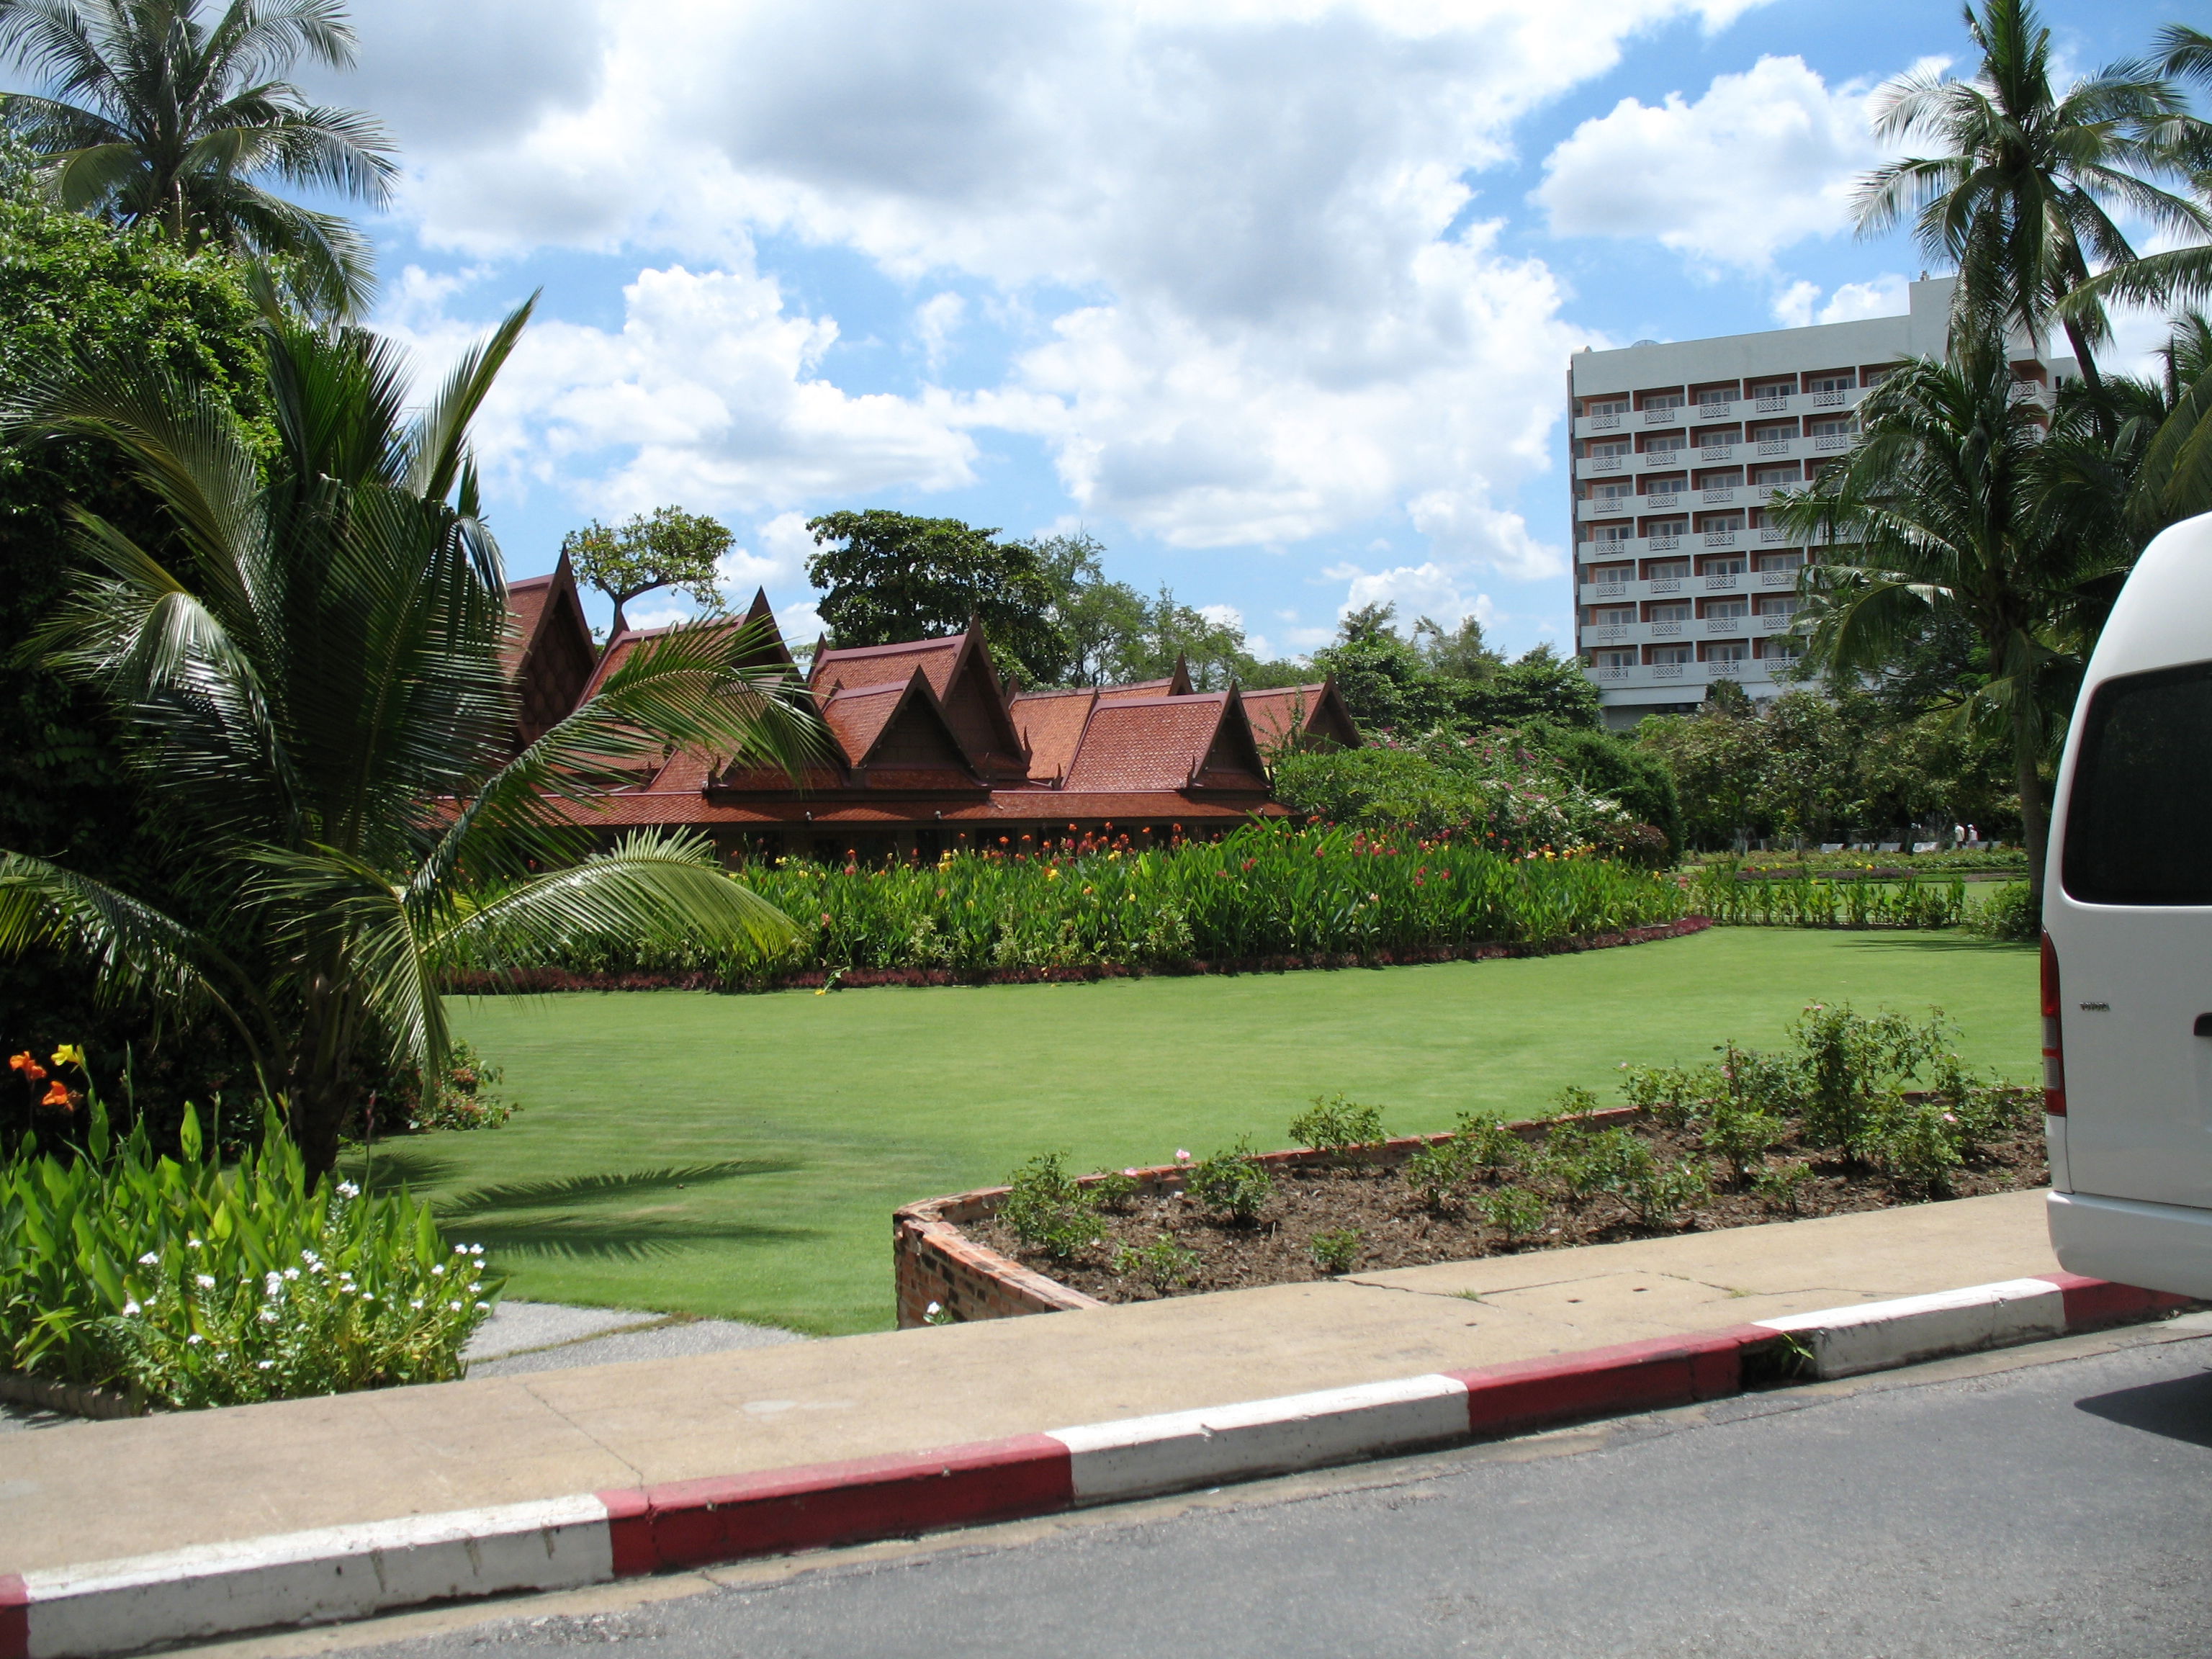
<box><xmin>1567</xmin><ymin>277</ymin><xmax>2074</xmax><ymax>730</ymax></box>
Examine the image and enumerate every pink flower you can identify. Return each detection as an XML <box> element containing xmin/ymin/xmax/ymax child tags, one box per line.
<box><xmin>1175</xmin><ymin>1148</ymin><xmax>1192</xmax><ymax>1164</ymax></box>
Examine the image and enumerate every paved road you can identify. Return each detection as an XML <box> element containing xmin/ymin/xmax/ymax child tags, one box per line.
<box><xmin>347</xmin><ymin>1331</ymin><xmax>2212</xmax><ymax>1659</ymax></box>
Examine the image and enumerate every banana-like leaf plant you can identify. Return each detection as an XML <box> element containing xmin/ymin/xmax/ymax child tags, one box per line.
<box><xmin>0</xmin><ymin>292</ymin><xmax>828</xmax><ymax>1176</ymax></box>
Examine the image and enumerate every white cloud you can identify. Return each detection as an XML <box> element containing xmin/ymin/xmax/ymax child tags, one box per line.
<box><xmin>1536</xmin><ymin>55</ymin><xmax>1923</xmax><ymax>271</ymax></box>
<box><xmin>1771</xmin><ymin>272</ymin><xmax>1910</xmax><ymax>328</ymax></box>
<box><xmin>1198</xmin><ymin>603</ymin><xmax>1244</xmax><ymax>630</ymax></box>
<box><xmin>339</xmin><ymin>0</ymin><xmax>1799</xmax><ymax>576</ymax></box>
<box><xmin>382</xmin><ymin>262</ymin><xmax>978</xmax><ymax>519</ymax></box>
<box><xmin>1323</xmin><ymin>560</ymin><xmax>1498</xmax><ymax>632</ymax></box>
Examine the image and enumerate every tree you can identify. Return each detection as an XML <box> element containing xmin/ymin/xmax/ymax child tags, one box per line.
<box><xmin>563</xmin><ymin>506</ymin><xmax>734</xmax><ymax>637</ymax></box>
<box><xmin>1310</xmin><ymin>606</ymin><xmax>1456</xmax><ymax>734</ymax></box>
<box><xmin>0</xmin><ymin>150</ymin><xmax>264</xmax><ymax>1132</ymax></box>
<box><xmin>806</xmin><ymin>509</ymin><xmax>1071</xmax><ymax>683</ymax></box>
<box><xmin>0</xmin><ymin>295</ymin><xmax>825</xmax><ymax>1177</ymax></box>
<box><xmin>1771</xmin><ymin>331</ymin><xmax>2126</xmax><ymax>906</ymax></box>
<box><xmin>1853</xmin><ymin>0</ymin><xmax>2206</xmax><ymax>400</ymax></box>
<box><xmin>1455</xmin><ymin>644</ymin><xmax>1602</xmax><ymax>729</ymax></box>
<box><xmin>1412</xmin><ymin>614</ymin><xmax>1500</xmax><ymax>683</ymax></box>
<box><xmin>0</xmin><ymin>0</ymin><xmax>397</xmax><ymax>317</ymax></box>
<box><xmin>2061</xmin><ymin>25</ymin><xmax>2212</xmax><ymax>323</ymax></box>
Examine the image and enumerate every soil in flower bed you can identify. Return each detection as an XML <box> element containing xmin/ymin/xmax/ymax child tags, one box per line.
<box><xmin>969</xmin><ymin>1112</ymin><xmax>2049</xmax><ymax>1303</ymax></box>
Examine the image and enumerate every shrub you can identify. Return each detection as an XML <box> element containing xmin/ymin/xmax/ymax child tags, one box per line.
<box><xmin>1187</xmin><ymin>1139</ymin><xmax>1274</xmax><ymax>1224</ymax></box>
<box><xmin>1087</xmin><ymin>1171</ymin><xmax>1141</xmax><ymax>1213</ymax></box>
<box><xmin>1752</xmin><ymin>1159</ymin><xmax>1815</xmax><ymax>1215</ymax></box>
<box><xmin>1404</xmin><ymin>1140</ymin><xmax>1478</xmax><ymax>1213</ymax></box>
<box><xmin>1967</xmin><ymin>881</ymin><xmax>2038</xmax><ymax>941</ymax></box>
<box><xmin>1617</xmin><ymin>1063</ymin><xmax>1708</xmax><ymax>1130</ymax></box>
<box><xmin>999</xmin><ymin>1151</ymin><xmax>1100</xmax><ymax>1260</ymax></box>
<box><xmin>1793</xmin><ymin>1003</ymin><xmax>1946</xmax><ymax>1154</ymax></box>
<box><xmin>1309</xmin><ymin>1227</ymin><xmax>1363</xmax><ymax>1275</ymax></box>
<box><xmin>1864</xmin><ymin>1098</ymin><xmax>1964</xmax><ymax>1195</ymax></box>
<box><xmin>1289</xmin><ymin>1094</ymin><xmax>1386</xmax><ymax>1159</ymax></box>
<box><xmin>1699</xmin><ymin>1098</ymin><xmax>1787</xmax><ymax>1188</ymax></box>
<box><xmin>1475</xmin><ymin>1185</ymin><xmax>1548</xmax><ymax>1238</ymax></box>
<box><xmin>1450</xmin><ymin>1114</ymin><xmax>1525</xmax><ymax>1172</ymax></box>
<box><xmin>1112</xmin><ymin>1232</ymin><xmax>1199</xmax><ymax>1292</ymax></box>
<box><xmin>1621</xmin><ymin>1156</ymin><xmax>1710</xmax><ymax>1228</ymax></box>
<box><xmin>0</xmin><ymin>1099</ymin><xmax>497</xmax><ymax>1410</ymax></box>
<box><xmin>362</xmin><ymin>1041</ymin><xmax>518</xmax><ymax>1137</ymax></box>
<box><xmin>1538</xmin><ymin>1124</ymin><xmax>1652</xmax><ymax>1201</ymax></box>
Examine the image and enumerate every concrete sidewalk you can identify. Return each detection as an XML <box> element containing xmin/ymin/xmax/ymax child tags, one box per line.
<box><xmin>0</xmin><ymin>1190</ymin><xmax>2062</xmax><ymax>1580</ymax></box>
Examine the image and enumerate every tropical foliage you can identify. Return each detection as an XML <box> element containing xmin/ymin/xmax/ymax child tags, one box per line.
<box><xmin>508</xmin><ymin>823</ymin><xmax>1689</xmax><ymax>984</ymax></box>
<box><xmin>0</xmin><ymin>295</ymin><xmax>825</xmax><ymax>1177</ymax></box>
<box><xmin>562</xmin><ymin>505</ymin><xmax>734</xmax><ymax>638</ymax></box>
<box><xmin>0</xmin><ymin>1094</ymin><xmax>494</xmax><ymax>1408</ymax></box>
<box><xmin>0</xmin><ymin>0</ymin><xmax>397</xmax><ymax>315</ymax></box>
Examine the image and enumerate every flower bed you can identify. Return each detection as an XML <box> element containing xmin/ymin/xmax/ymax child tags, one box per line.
<box><xmin>475</xmin><ymin>823</ymin><xmax>1690</xmax><ymax>989</ymax></box>
<box><xmin>894</xmin><ymin>1005</ymin><xmax>2046</xmax><ymax>1324</ymax></box>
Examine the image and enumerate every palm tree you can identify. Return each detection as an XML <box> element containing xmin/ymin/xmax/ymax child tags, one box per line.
<box><xmin>0</xmin><ymin>0</ymin><xmax>396</xmax><ymax>316</ymax></box>
<box><xmin>2063</xmin><ymin>25</ymin><xmax>2212</xmax><ymax>321</ymax></box>
<box><xmin>1853</xmin><ymin>0</ymin><xmax>2207</xmax><ymax>398</ymax></box>
<box><xmin>0</xmin><ymin>294</ymin><xmax>826</xmax><ymax>1177</ymax></box>
<box><xmin>1770</xmin><ymin>331</ymin><xmax>2131</xmax><ymax>910</ymax></box>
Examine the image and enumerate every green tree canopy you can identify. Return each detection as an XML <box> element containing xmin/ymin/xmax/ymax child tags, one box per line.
<box><xmin>562</xmin><ymin>505</ymin><xmax>734</xmax><ymax>637</ymax></box>
<box><xmin>0</xmin><ymin>0</ymin><xmax>398</xmax><ymax>317</ymax></box>
<box><xmin>806</xmin><ymin>509</ymin><xmax>1071</xmax><ymax>683</ymax></box>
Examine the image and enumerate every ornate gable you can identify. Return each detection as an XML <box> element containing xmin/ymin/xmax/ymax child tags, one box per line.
<box><xmin>503</xmin><ymin>549</ymin><xmax>598</xmax><ymax>746</ymax></box>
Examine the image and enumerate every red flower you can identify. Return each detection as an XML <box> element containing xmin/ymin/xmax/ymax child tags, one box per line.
<box><xmin>9</xmin><ymin>1052</ymin><xmax>45</xmax><ymax>1084</ymax></box>
<box><xmin>40</xmin><ymin>1080</ymin><xmax>73</xmax><ymax>1110</ymax></box>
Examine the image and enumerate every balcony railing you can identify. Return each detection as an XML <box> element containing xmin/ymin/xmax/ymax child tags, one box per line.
<box><xmin>1700</xmin><ymin>442</ymin><xmax>1737</xmax><ymax>462</ymax></box>
<box><xmin>1757</xmin><ymin>438</ymin><xmax>1792</xmax><ymax>454</ymax></box>
<box><xmin>1812</xmin><ymin>431</ymin><xmax>1853</xmax><ymax>451</ymax></box>
<box><xmin>1588</xmin><ymin>410</ymin><xmax>1622</xmax><ymax>428</ymax></box>
<box><xmin>1709</xmin><ymin>657</ymin><xmax>1747</xmax><ymax>675</ymax></box>
<box><xmin>1704</xmin><ymin>572</ymin><xmax>1740</xmax><ymax>590</ymax></box>
<box><xmin>1753</xmin><ymin>394</ymin><xmax>1790</xmax><ymax>413</ymax></box>
<box><xmin>1645</xmin><ymin>490</ymin><xmax>1681</xmax><ymax>509</ymax></box>
<box><xmin>1650</xmin><ymin>619</ymin><xmax>1686</xmax><ymax>636</ymax></box>
<box><xmin>1648</xmin><ymin>575</ymin><xmax>1683</xmax><ymax>593</ymax></box>
<box><xmin>1643</xmin><ymin>404</ymin><xmax>1683</xmax><ymax>423</ymax></box>
<box><xmin>1704</xmin><ymin>529</ymin><xmax>1742</xmax><ymax>547</ymax></box>
<box><xmin>1647</xmin><ymin>537</ymin><xmax>1682</xmax><ymax>554</ymax></box>
<box><xmin>1702</xmin><ymin>486</ymin><xmax>1736</xmax><ymax>503</ymax></box>
<box><xmin>1706</xmin><ymin>616</ymin><xmax>1743</xmax><ymax>633</ymax></box>
<box><xmin>1809</xmin><ymin>387</ymin><xmax>1850</xmax><ymax>407</ymax></box>
<box><xmin>1758</xmin><ymin>567</ymin><xmax>1799</xmax><ymax>586</ymax></box>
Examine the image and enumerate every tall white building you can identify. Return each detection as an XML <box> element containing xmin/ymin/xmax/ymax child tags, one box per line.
<box><xmin>1567</xmin><ymin>277</ymin><xmax>2073</xmax><ymax>731</ymax></box>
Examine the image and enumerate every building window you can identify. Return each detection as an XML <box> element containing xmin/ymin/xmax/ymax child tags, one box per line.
<box><xmin>1804</xmin><ymin>371</ymin><xmax>1857</xmax><ymax>393</ymax></box>
<box><xmin>1592</xmin><ymin>649</ymin><xmax>1635</xmax><ymax>670</ymax></box>
<box><xmin>1703</xmin><ymin>641</ymin><xmax>1750</xmax><ymax>662</ymax></box>
<box><xmin>1704</xmin><ymin>598</ymin><xmax>1749</xmax><ymax>619</ymax></box>
<box><xmin>1649</xmin><ymin>644</ymin><xmax>1694</xmax><ymax>665</ymax></box>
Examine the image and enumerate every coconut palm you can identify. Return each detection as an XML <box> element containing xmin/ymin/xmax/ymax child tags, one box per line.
<box><xmin>1853</xmin><ymin>0</ymin><xmax>2207</xmax><ymax>397</ymax></box>
<box><xmin>0</xmin><ymin>0</ymin><xmax>395</xmax><ymax>316</ymax></box>
<box><xmin>2063</xmin><ymin>25</ymin><xmax>2212</xmax><ymax>322</ymax></box>
<box><xmin>0</xmin><ymin>294</ymin><xmax>826</xmax><ymax>1177</ymax></box>
<box><xmin>1770</xmin><ymin>332</ymin><xmax>2131</xmax><ymax>909</ymax></box>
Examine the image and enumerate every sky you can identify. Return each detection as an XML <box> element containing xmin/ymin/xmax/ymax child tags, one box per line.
<box><xmin>274</xmin><ymin>0</ymin><xmax>2187</xmax><ymax>656</ymax></box>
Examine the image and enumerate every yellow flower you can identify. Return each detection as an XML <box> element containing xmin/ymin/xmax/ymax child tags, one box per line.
<box><xmin>50</xmin><ymin>1044</ymin><xmax>84</xmax><ymax>1069</ymax></box>
<box><xmin>1044</xmin><ymin>866</ymin><xmax>1060</xmax><ymax>880</ymax></box>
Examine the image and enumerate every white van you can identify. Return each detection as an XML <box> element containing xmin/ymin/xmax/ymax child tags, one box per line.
<box><xmin>2044</xmin><ymin>511</ymin><xmax>2212</xmax><ymax>1298</ymax></box>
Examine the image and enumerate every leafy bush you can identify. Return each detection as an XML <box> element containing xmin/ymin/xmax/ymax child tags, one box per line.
<box><xmin>1863</xmin><ymin>1097</ymin><xmax>1965</xmax><ymax>1194</ymax></box>
<box><xmin>999</xmin><ymin>1152</ymin><xmax>1100</xmax><ymax>1260</ymax></box>
<box><xmin>1967</xmin><ymin>881</ymin><xmax>2038</xmax><ymax>941</ymax></box>
<box><xmin>1309</xmin><ymin>1228</ymin><xmax>1363</xmax><ymax>1275</ymax></box>
<box><xmin>1620</xmin><ymin>1156</ymin><xmax>1710</xmax><ymax>1228</ymax></box>
<box><xmin>0</xmin><ymin>1100</ymin><xmax>497</xmax><ymax>1409</ymax></box>
<box><xmin>1687</xmin><ymin>863</ymin><xmax>1969</xmax><ymax>930</ymax></box>
<box><xmin>1450</xmin><ymin>1115</ymin><xmax>1526</xmax><ymax>1172</ymax></box>
<box><xmin>1112</xmin><ymin>1232</ymin><xmax>1199</xmax><ymax>1292</ymax></box>
<box><xmin>531</xmin><ymin>822</ymin><xmax>1690</xmax><ymax>985</ymax></box>
<box><xmin>1187</xmin><ymin>1139</ymin><xmax>1274</xmax><ymax>1224</ymax></box>
<box><xmin>1289</xmin><ymin>1094</ymin><xmax>1386</xmax><ymax>1158</ymax></box>
<box><xmin>1752</xmin><ymin>1159</ymin><xmax>1815</xmax><ymax>1214</ymax></box>
<box><xmin>1475</xmin><ymin>1186</ymin><xmax>1548</xmax><ymax>1238</ymax></box>
<box><xmin>1087</xmin><ymin>1171</ymin><xmax>1141</xmax><ymax>1213</ymax></box>
<box><xmin>361</xmin><ymin>1041</ymin><xmax>518</xmax><ymax>1137</ymax></box>
<box><xmin>1700</xmin><ymin>1097</ymin><xmax>1788</xmax><ymax>1187</ymax></box>
<box><xmin>1793</xmin><ymin>1004</ymin><xmax>1946</xmax><ymax>1154</ymax></box>
<box><xmin>1404</xmin><ymin>1140</ymin><xmax>1479</xmax><ymax>1213</ymax></box>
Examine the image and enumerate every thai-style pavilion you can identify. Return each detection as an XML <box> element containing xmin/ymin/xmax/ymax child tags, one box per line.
<box><xmin>500</xmin><ymin>553</ymin><xmax>1358</xmax><ymax>863</ymax></box>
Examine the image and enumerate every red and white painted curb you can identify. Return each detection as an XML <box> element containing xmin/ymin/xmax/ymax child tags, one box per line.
<box><xmin>1</xmin><ymin>1272</ymin><xmax>2189</xmax><ymax>1659</ymax></box>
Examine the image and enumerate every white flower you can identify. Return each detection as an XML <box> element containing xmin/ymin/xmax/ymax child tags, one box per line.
<box><xmin>453</xmin><ymin>1244</ymin><xmax>469</xmax><ymax>1256</ymax></box>
<box><xmin>448</xmin><ymin>1300</ymin><xmax>463</xmax><ymax>1313</ymax></box>
<box><xmin>259</xmin><ymin>1309</ymin><xmax>279</xmax><ymax>1323</ymax></box>
<box><xmin>264</xmin><ymin>1272</ymin><xmax>282</xmax><ymax>1293</ymax></box>
<box><xmin>926</xmin><ymin>1301</ymin><xmax>943</xmax><ymax>1317</ymax></box>
<box><xmin>431</xmin><ymin>1264</ymin><xmax>446</xmax><ymax>1277</ymax></box>
<box><xmin>467</xmin><ymin>1282</ymin><xmax>481</xmax><ymax>1294</ymax></box>
<box><xmin>359</xmin><ymin>1293</ymin><xmax>374</xmax><ymax>1303</ymax></box>
<box><xmin>122</xmin><ymin>1300</ymin><xmax>140</xmax><ymax>1317</ymax></box>
<box><xmin>283</xmin><ymin>1267</ymin><xmax>300</xmax><ymax>1282</ymax></box>
<box><xmin>469</xmin><ymin>1244</ymin><xmax>485</xmax><ymax>1256</ymax></box>
<box><xmin>186</xmin><ymin>1238</ymin><xmax>202</xmax><ymax>1249</ymax></box>
<box><xmin>409</xmin><ymin>1298</ymin><xmax>423</xmax><ymax>1310</ymax></box>
<box><xmin>256</xmin><ymin>1360</ymin><xmax>274</xmax><ymax>1370</ymax></box>
<box><xmin>194</xmin><ymin>1274</ymin><xmax>215</xmax><ymax>1289</ymax></box>
<box><xmin>336</xmin><ymin>1181</ymin><xmax>360</xmax><ymax>1198</ymax></box>
<box><xmin>137</xmin><ymin>1251</ymin><xmax>159</xmax><ymax>1266</ymax></box>
<box><xmin>186</xmin><ymin>1334</ymin><xmax>204</xmax><ymax>1345</ymax></box>
<box><xmin>474</xmin><ymin>1301</ymin><xmax>490</xmax><ymax>1312</ymax></box>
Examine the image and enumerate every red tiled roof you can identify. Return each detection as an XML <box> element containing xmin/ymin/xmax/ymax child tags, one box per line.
<box><xmin>500</xmin><ymin>573</ymin><xmax>554</xmax><ymax>678</ymax></box>
<box><xmin>809</xmin><ymin>634</ymin><xmax>964</xmax><ymax>698</ymax></box>
<box><xmin>543</xmin><ymin>788</ymin><xmax>1278</xmax><ymax>830</ymax></box>
<box><xmin>1241</xmin><ymin>681</ymin><xmax>1359</xmax><ymax>751</ymax></box>
<box><xmin>1062</xmin><ymin>696</ymin><xmax>1233</xmax><ymax>793</ymax></box>
<box><xmin>1010</xmin><ymin>688</ymin><xmax>1097</xmax><ymax>783</ymax></box>
<box><xmin>818</xmin><ymin>680</ymin><xmax>912</xmax><ymax>762</ymax></box>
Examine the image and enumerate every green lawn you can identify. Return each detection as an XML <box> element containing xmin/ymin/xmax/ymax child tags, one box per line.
<box><xmin>354</xmin><ymin>929</ymin><xmax>2038</xmax><ymax>1336</ymax></box>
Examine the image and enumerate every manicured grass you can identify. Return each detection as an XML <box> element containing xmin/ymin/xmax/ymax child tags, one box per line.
<box><xmin>356</xmin><ymin>930</ymin><xmax>2038</xmax><ymax>1336</ymax></box>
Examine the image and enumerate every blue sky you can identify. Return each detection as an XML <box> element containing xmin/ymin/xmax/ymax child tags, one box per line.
<box><xmin>298</xmin><ymin>0</ymin><xmax>2183</xmax><ymax>656</ymax></box>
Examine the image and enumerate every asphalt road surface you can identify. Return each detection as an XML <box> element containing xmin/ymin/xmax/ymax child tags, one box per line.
<box><xmin>322</xmin><ymin>1323</ymin><xmax>2212</xmax><ymax>1659</ymax></box>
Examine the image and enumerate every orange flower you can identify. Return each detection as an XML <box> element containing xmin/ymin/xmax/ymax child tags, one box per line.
<box><xmin>41</xmin><ymin>1080</ymin><xmax>73</xmax><ymax>1110</ymax></box>
<box><xmin>9</xmin><ymin>1052</ymin><xmax>45</xmax><ymax>1084</ymax></box>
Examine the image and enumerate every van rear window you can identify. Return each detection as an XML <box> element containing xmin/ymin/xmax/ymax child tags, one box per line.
<box><xmin>2063</xmin><ymin>661</ymin><xmax>2212</xmax><ymax>905</ymax></box>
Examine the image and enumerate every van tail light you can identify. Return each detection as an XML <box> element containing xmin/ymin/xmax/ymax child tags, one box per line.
<box><xmin>2041</xmin><ymin>931</ymin><xmax>2067</xmax><ymax>1116</ymax></box>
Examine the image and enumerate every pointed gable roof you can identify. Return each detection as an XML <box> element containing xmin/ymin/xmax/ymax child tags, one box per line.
<box><xmin>817</xmin><ymin>668</ymin><xmax>983</xmax><ymax>790</ymax></box>
<box><xmin>811</xmin><ymin>628</ymin><xmax>1028</xmax><ymax>781</ymax></box>
<box><xmin>1060</xmin><ymin>689</ymin><xmax>1269</xmax><ymax>795</ymax></box>
<box><xmin>1241</xmin><ymin>679</ymin><xmax>1361</xmax><ymax>753</ymax></box>
<box><xmin>502</xmin><ymin>549</ymin><xmax>598</xmax><ymax>746</ymax></box>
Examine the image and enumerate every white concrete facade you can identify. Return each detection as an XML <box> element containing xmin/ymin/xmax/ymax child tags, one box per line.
<box><xmin>1567</xmin><ymin>278</ymin><xmax>2073</xmax><ymax>731</ymax></box>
